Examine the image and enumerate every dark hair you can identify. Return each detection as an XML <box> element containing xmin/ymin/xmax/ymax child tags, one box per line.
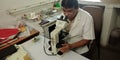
<box><xmin>61</xmin><ymin>0</ymin><xmax>79</xmax><ymax>9</ymax></box>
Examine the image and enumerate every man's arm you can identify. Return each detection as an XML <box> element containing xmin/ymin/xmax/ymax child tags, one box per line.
<box><xmin>70</xmin><ymin>39</ymin><xmax>90</xmax><ymax>49</ymax></box>
<box><xmin>59</xmin><ymin>39</ymin><xmax>91</xmax><ymax>53</ymax></box>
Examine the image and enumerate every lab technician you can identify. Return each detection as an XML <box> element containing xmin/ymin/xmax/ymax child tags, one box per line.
<box><xmin>59</xmin><ymin>0</ymin><xmax>95</xmax><ymax>57</ymax></box>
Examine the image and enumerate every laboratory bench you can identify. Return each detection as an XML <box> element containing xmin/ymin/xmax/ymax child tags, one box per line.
<box><xmin>14</xmin><ymin>12</ymin><xmax>89</xmax><ymax>60</ymax></box>
<box><xmin>21</xmin><ymin>35</ymin><xmax>89</xmax><ymax>60</ymax></box>
<box><xmin>0</xmin><ymin>14</ymin><xmax>89</xmax><ymax>60</ymax></box>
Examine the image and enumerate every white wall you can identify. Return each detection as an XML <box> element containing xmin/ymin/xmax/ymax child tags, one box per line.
<box><xmin>101</xmin><ymin>0</ymin><xmax>120</xmax><ymax>4</ymax></box>
<box><xmin>0</xmin><ymin>0</ymin><xmax>54</xmax><ymax>28</ymax></box>
<box><xmin>0</xmin><ymin>0</ymin><xmax>47</xmax><ymax>12</ymax></box>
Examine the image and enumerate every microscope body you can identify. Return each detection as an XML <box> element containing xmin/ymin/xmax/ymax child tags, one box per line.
<box><xmin>49</xmin><ymin>16</ymin><xmax>68</xmax><ymax>55</ymax></box>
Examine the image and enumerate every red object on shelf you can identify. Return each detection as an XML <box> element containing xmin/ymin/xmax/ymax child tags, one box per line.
<box><xmin>0</xmin><ymin>28</ymin><xmax>19</xmax><ymax>43</ymax></box>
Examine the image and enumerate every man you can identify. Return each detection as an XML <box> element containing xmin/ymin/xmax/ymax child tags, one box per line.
<box><xmin>58</xmin><ymin>0</ymin><xmax>95</xmax><ymax>57</ymax></box>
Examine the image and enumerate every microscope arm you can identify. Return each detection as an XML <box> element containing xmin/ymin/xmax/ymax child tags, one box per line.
<box><xmin>50</xmin><ymin>28</ymin><xmax>62</xmax><ymax>54</ymax></box>
<box><xmin>50</xmin><ymin>20</ymin><xmax>68</xmax><ymax>55</ymax></box>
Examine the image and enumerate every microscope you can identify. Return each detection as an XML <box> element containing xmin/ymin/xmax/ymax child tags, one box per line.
<box><xmin>48</xmin><ymin>16</ymin><xmax>69</xmax><ymax>55</ymax></box>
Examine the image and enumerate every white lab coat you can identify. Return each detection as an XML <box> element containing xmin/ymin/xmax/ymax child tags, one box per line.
<box><xmin>64</xmin><ymin>8</ymin><xmax>95</xmax><ymax>54</ymax></box>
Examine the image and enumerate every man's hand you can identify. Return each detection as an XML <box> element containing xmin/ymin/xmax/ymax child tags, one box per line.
<box><xmin>58</xmin><ymin>43</ymin><xmax>71</xmax><ymax>53</ymax></box>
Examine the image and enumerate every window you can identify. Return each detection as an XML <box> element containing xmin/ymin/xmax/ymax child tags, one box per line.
<box><xmin>79</xmin><ymin>0</ymin><xmax>101</xmax><ymax>2</ymax></box>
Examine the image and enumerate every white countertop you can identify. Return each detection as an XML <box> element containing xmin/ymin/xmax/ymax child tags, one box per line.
<box><xmin>21</xmin><ymin>35</ymin><xmax>89</xmax><ymax>60</ymax></box>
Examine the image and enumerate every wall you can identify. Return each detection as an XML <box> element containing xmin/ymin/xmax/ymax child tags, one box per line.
<box><xmin>101</xmin><ymin>0</ymin><xmax>120</xmax><ymax>4</ymax></box>
<box><xmin>0</xmin><ymin>0</ymin><xmax>47</xmax><ymax>12</ymax></box>
<box><xmin>0</xmin><ymin>0</ymin><xmax>54</xmax><ymax>28</ymax></box>
<box><xmin>117</xmin><ymin>14</ymin><xmax>120</xmax><ymax>28</ymax></box>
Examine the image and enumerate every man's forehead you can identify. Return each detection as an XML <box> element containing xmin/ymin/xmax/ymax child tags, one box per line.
<box><xmin>62</xmin><ymin>7</ymin><xmax>75</xmax><ymax>10</ymax></box>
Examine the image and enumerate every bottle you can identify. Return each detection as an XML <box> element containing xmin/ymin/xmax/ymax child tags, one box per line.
<box><xmin>53</xmin><ymin>0</ymin><xmax>61</xmax><ymax>10</ymax></box>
